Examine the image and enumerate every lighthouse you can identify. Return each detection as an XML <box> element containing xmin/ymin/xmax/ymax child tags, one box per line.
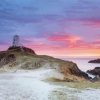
<box><xmin>12</xmin><ymin>35</ymin><xmax>20</xmax><ymax>47</ymax></box>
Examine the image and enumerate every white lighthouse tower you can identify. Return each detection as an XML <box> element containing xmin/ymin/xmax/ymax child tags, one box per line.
<box><xmin>12</xmin><ymin>35</ymin><xmax>20</xmax><ymax>47</ymax></box>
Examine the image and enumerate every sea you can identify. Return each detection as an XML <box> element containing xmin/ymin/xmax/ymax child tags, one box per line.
<box><xmin>62</xmin><ymin>58</ymin><xmax>100</xmax><ymax>72</ymax></box>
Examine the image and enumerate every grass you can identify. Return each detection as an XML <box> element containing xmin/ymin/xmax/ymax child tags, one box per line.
<box><xmin>67</xmin><ymin>81</ymin><xmax>100</xmax><ymax>89</ymax></box>
<box><xmin>48</xmin><ymin>90</ymin><xmax>79</xmax><ymax>100</ymax></box>
<box><xmin>45</xmin><ymin>78</ymin><xmax>100</xmax><ymax>89</ymax></box>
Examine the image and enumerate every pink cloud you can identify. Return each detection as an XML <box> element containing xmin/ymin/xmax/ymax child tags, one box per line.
<box><xmin>87</xmin><ymin>21</ymin><xmax>100</xmax><ymax>28</ymax></box>
<box><xmin>93</xmin><ymin>40</ymin><xmax>100</xmax><ymax>44</ymax></box>
<box><xmin>20</xmin><ymin>34</ymin><xmax>100</xmax><ymax>57</ymax></box>
<box><xmin>48</xmin><ymin>34</ymin><xmax>81</xmax><ymax>44</ymax></box>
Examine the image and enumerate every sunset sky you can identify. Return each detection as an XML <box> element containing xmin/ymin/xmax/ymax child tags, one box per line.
<box><xmin>0</xmin><ymin>0</ymin><xmax>100</xmax><ymax>58</ymax></box>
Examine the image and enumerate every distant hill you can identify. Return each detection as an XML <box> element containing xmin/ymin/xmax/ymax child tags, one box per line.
<box><xmin>88</xmin><ymin>59</ymin><xmax>100</xmax><ymax>63</ymax></box>
<box><xmin>0</xmin><ymin>46</ymin><xmax>89</xmax><ymax>82</ymax></box>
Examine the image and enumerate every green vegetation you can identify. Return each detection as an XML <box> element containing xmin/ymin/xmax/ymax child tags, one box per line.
<box><xmin>45</xmin><ymin>78</ymin><xmax>100</xmax><ymax>89</ymax></box>
<box><xmin>68</xmin><ymin>81</ymin><xmax>100</xmax><ymax>89</ymax></box>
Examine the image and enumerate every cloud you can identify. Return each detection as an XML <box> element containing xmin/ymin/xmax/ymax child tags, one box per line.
<box><xmin>0</xmin><ymin>0</ymin><xmax>100</xmax><ymax>57</ymax></box>
<box><xmin>48</xmin><ymin>34</ymin><xmax>81</xmax><ymax>43</ymax></box>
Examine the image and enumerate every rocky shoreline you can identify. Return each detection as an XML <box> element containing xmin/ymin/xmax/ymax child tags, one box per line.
<box><xmin>0</xmin><ymin>45</ymin><xmax>100</xmax><ymax>82</ymax></box>
<box><xmin>0</xmin><ymin>46</ymin><xmax>90</xmax><ymax>82</ymax></box>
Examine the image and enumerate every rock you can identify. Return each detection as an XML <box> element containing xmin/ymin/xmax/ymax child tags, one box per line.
<box><xmin>58</xmin><ymin>63</ymin><xmax>89</xmax><ymax>81</ymax></box>
<box><xmin>0</xmin><ymin>46</ymin><xmax>90</xmax><ymax>82</ymax></box>
<box><xmin>8</xmin><ymin>46</ymin><xmax>36</xmax><ymax>55</ymax></box>
<box><xmin>92</xmin><ymin>76</ymin><xmax>100</xmax><ymax>82</ymax></box>
<box><xmin>87</xmin><ymin>67</ymin><xmax>100</xmax><ymax>82</ymax></box>
<box><xmin>88</xmin><ymin>59</ymin><xmax>100</xmax><ymax>63</ymax></box>
<box><xmin>87</xmin><ymin>67</ymin><xmax>100</xmax><ymax>77</ymax></box>
<box><xmin>0</xmin><ymin>53</ymin><xmax>16</xmax><ymax>67</ymax></box>
<box><xmin>0</xmin><ymin>46</ymin><xmax>36</xmax><ymax>67</ymax></box>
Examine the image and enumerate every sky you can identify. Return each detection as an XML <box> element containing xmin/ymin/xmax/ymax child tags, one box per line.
<box><xmin>0</xmin><ymin>0</ymin><xmax>100</xmax><ymax>58</ymax></box>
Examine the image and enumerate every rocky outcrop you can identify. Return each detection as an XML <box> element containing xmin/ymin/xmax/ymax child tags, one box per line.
<box><xmin>0</xmin><ymin>46</ymin><xmax>36</xmax><ymax>67</ymax></box>
<box><xmin>87</xmin><ymin>67</ymin><xmax>100</xmax><ymax>82</ymax></box>
<box><xmin>0</xmin><ymin>53</ymin><xmax>16</xmax><ymax>67</ymax></box>
<box><xmin>0</xmin><ymin>46</ymin><xmax>90</xmax><ymax>82</ymax></box>
<box><xmin>88</xmin><ymin>59</ymin><xmax>100</xmax><ymax>63</ymax></box>
<box><xmin>92</xmin><ymin>76</ymin><xmax>100</xmax><ymax>82</ymax></box>
<box><xmin>8</xmin><ymin>46</ymin><xmax>36</xmax><ymax>55</ymax></box>
<box><xmin>87</xmin><ymin>67</ymin><xmax>100</xmax><ymax>77</ymax></box>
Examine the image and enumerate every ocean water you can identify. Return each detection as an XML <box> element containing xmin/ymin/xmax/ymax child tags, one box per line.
<box><xmin>63</xmin><ymin>58</ymin><xmax>100</xmax><ymax>72</ymax></box>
